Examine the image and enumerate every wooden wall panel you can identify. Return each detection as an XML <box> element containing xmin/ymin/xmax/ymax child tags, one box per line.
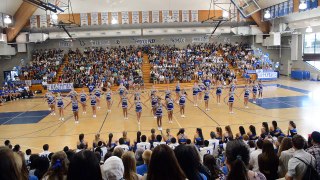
<box><xmin>293</xmin><ymin>0</ymin><xmax>299</xmax><ymax>12</ymax></box>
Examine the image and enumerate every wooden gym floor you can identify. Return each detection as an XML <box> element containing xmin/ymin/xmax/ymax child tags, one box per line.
<box><xmin>0</xmin><ymin>77</ymin><xmax>320</xmax><ymax>153</ymax></box>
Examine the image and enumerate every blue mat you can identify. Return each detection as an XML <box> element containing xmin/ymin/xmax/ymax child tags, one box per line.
<box><xmin>0</xmin><ymin>110</ymin><xmax>51</xmax><ymax>125</ymax></box>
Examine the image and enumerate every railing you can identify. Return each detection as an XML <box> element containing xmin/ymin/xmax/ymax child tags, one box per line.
<box><xmin>305</xmin><ymin>61</ymin><xmax>320</xmax><ymax>72</ymax></box>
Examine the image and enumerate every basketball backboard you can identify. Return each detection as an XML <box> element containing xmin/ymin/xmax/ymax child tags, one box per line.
<box><xmin>231</xmin><ymin>0</ymin><xmax>261</xmax><ymax>18</ymax></box>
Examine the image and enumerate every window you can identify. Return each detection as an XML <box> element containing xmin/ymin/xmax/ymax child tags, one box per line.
<box><xmin>304</xmin><ymin>33</ymin><xmax>316</xmax><ymax>54</ymax></box>
<box><xmin>316</xmin><ymin>33</ymin><xmax>320</xmax><ymax>54</ymax></box>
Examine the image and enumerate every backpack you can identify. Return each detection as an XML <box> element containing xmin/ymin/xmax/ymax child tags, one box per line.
<box><xmin>295</xmin><ymin>157</ymin><xmax>320</xmax><ymax>180</ymax></box>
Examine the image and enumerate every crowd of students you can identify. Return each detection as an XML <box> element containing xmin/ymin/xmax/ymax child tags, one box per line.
<box><xmin>1</xmin><ymin>120</ymin><xmax>320</xmax><ymax>180</ymax></box>
<box><xmin>0</xmin><ymin>84</ymin><xmax>34</xmax><ymax>106</ymax></box>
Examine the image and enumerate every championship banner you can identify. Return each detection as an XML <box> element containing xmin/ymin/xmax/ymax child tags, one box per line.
<box><xmin>170</xmin><ymin>37</ymin><xmax>185</xmax><ymax>43</ymax></box>
<box><xmin>162</xmin><ymin>10</ymin><xmax>170</xmax><ymax>23</ymax></box>
<box><xmin>142</xmin><ymin>11</ymin><xmax>149</xmax><ymax>23</ymax></box>
<box><xmin>111</xmin><ymin>12</ymin><xmax>119</xmax><ymax>24</ymax></box>
<box><xmin>59</xmin><ymin>41</ymin><xmax>73</xmax><ymax>48</ymax></box>
<box><xmin>152</xmin><ymin>10</ymin><xmax>159</xmax><ymax>23</ymax></box>
<box><xmin>30</xmin><ymin>15</ymin><xmax>38</xmax><ymax>28</ymax></box>
<box><xmin>121</xmin><ymin>11</ymin><xmax>129</xmax><ymax>24</ymax></box>
<box><xmin>80</xmin><ymin>13</ymin><xmax>88</xmax><ymax>26</ymax></box>
<box><xmin>172</xmin><ymin>10</ymin><xmax>180</xmax><ymax>22</ymax></box>
<box><xmin>192</xmin><ymin>36</ymin><xmax>209</xmax><ymax>43</ymax></box>
<box><xmin>47</xmin><ymin>83</ymin><xmax>74</xmax><ymax>92</ymax></box>
<box><xmin>182</xmin><ymin>10</ymin><xmax>189</xmax><ymax>22</ymax></box>
<box><xmin>0</xmin><ymin>13</ymin><xmax>4</xmax><ymax>27</ymax></box>
<box><xmin>91</xmin><ymin>12</ymin><xmax>99</xmax><ymax>25</ymax></box>
<box><xmin>39</xmin><ymin>15</ymin><xmax>47</xmax><ymax>28</ymax></box>
<box><xmin>132</xmin><ymin>11</ymin><xmax>139</xmax><ymax>24</ymax></box>
<box><xmin>135</xmin><ymin>38</ymin><xmax>156</xmax><ymax>45</ymax></box>
<box><xmin>101</xmin><ymin>12</ymin><xmax>109</xmax><ymax>25</ymax></box>
<box><xmin>257</xmin><ymin>72</ymin><xmax>278</xmax><ymax>81</ymax></box>
<box><xmin>90</xmin><ymin>40</ymin><xmax>110</xmax><ymax>46</ymax></box>
<box><xmin>191</xmin><ymin>10</ymin><xmax>198</xmax><ymax>22</ymax></box>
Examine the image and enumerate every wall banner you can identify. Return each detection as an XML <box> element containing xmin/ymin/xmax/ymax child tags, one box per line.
<box><xmin>152</xmin><ymin>10</ymin><xmax>159</xmax><ymax>23</ymax></box>
<box><xmin>80</xmin><ymin>13</ymin><xmax>88</xmax><ymax>26</ymax></box>
<box><xmin>30</xmin><ymin>15</ymin><xmax>38</xmax><ymax>28</ymax></box>
<box><xmin>135</xmin><ymin>38</ymin><xmax>156</xmax><ymax>45</ymax></box>
<box><xmin>47</xmin><ymin>83</ymin><xmax>74</xmax><ymax>92</ymax></box>
<box><xmin>59</xmin><ymin>41</ymin><xmax>73</xmax><ymax>48</ymax></box>
<box><xmin>101</xmin><ymin>12</ymin><xmax>109</xmax><ymax>25</ymax></box>
<box><xmin>111</xmin><ymin>12</ymin><xmax>119</xmax><ymax>24</ymax></box>
<box><xmin>182</xmin><ymin>10</ymin><xmax>189</xmax><ymax>22</ymax></box>
<box><xmin>162</xmin><ymin>10</ymin><xmax>170</xmax><ymax>23</ymax></box>
<box><xmin>39</xmin><ymin>15</ymin><xmax>47</xmax><ymax>28</ymax></box>
<box><xmin>91</xmin><ymin>12</ymin><xmax>99</xmax><ymax>25</ymax></box>
<box><xmin>172</xmin><ymin>10</ymin><xmax>180</xmax><ymax>22</ymax></box>
<box><xmin>132</xmin><ymin>11</ymin><xmax>139</xmax><ymax>24</ymax></box>
<box><xmin>89</xmin><ymin>40</ymin><xmax>110</xmax><ymax>46</ymax></box>
<box><xmin>191</xmin><ymin>10</ymin><xmax>198</xmax><ymax>22</ymax></box>
<box><xmin>192</xmin><ymin>36</ymin><xmax>209</xmax><ymax>43</ymax></box>
<box><xmin>170</xmin><ymin>37</ymin><xmax>186</xmax><ymax>43</ymax></box>
<box><xmin>257</xmin><ymin>72</ymin><xmax>278</xmax><ymax>81</ymax></box>
<box><xmin>122</xmin><ymin>11</ymin><xmax>129</xmax><ymax>24</ymax></box>
<box><xmin>142</xmin><ymin>11</ymin><xmax>149</xmax><ymax>23</ymax></box>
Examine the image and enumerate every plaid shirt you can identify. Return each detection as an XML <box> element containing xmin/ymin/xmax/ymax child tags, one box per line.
<box><xmin>307</xmin><ymin>144</ymin><xmax>320</xmax><ymax>175</ymax></box>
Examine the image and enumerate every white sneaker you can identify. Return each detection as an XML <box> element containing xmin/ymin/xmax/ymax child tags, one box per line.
<box><xmin>84</xmin><ymin>111</ymin><xmax>86</xmax><ymax>114</ymax></box>
<box><xmin>245</xmin><ymin>106</ymin><xmax>249</xmax><ymax>109</ymax></box>
<box><xmin>182</xmin><ymin>115</ymin><xmax>186</xmax><ymax>118</ymax></box>
<box><xmin>62</xmin><ymin>117</ymin><xmax>64</xmax><ymax>121</ymax></box>
<box><xmin>53</xmin><ymin>113</ymin><xmax>56</xmax><ymax>115</ymax></box>
<box><xmin>154</xmin><ymin>116</ymin><xmax>157</xmax><ymax>119</ymax></box>
<box><xmin>159</xmin><ymin>127</ymin><xmax>163</xmax><ymax>131</ymax></box>
<box><xmin>59</xmin><ymin>117</ymin><xmax>62</xmax><ymax>120</ymax></box>
<box><xmin>253</xmin><ymin>101</ymin><xmax>256</xmax><ymax>104</ymax></box>
<box><xmin>75</xmin><ymin>121</ymin><xmax>79</xmax><ymax>124</ymax></box>
<box><xmin>93</xmin><ymin>115</ymin><xmax>96</xmax><ymax>118</ymax></box>
<box><xmin>138</xmin><ymin>121</ymin><xmax>140</xmax><ymax>125</ymax></box>
<box><xmin>157</xmin><ymin>127</ymin><xmax>160</xmax><ymax>130</ymax></box>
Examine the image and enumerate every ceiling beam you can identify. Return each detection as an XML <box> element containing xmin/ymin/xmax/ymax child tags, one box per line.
<box><xmin>250</xmin><ymin>11</ymin><xmax>270</xmax><ymax>34</ymax></box>
<box><xmin>6</xmin><ymin>2</ymin><xmax>38</xmax><ymax>42</ymax></box>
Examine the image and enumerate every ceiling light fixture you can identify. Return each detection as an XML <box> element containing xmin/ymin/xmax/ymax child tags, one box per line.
<box><xmin>51</xmin><ymin>13</ymin><xmax>58</xmax><ymax>20</ymax></box>
<box><xmin>264</xmin><ymin>10</ymin><xmax>271</xmax><ymax>19</ymax></box>
<box><xmin>222</xmin><ymin>11</ymin><xmax>229</xmax><ymax>19</ymax></box>
<box><xmin>4</xmin><ymin>15</ymin><xmax>12</xmax><ymax>24</ymax></box>
<box><xmin>299</xmin><ymin>1</ymin><xmax>307</xmax><ymax>10</ymax></box>
<box><xmin>306</xmin><ymin>26</ymin><xmax>313</xmax><ymax>33</ymax></box>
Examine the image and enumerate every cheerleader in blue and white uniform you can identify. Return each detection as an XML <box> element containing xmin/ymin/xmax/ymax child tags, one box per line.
<box><xmin>129</xmin><ymin>96</ymin><xmax>147</xmax><ymax>125</ymax></box>
<box><xmin>241</xmin><ymin>85</ymin><xmax>251</xmax><ymax>108</ymax></box>
<box><xmin>216</xmin><ymin>81</ymin><xmax>223</xmax><ymax>104</ymax></box>
<box><xmin>94</xmin><ymin>88</ymin><xmax>102</xmax><ymax>109</ymax></box>
<box><xmin>45</xmin><ymin>92</ymin><xmax>56</xmax><ymax>115</ymax></box>
<box><xmin>79</xmin><ymin>89</ymin><xmax>87</xmax><ymax>114</ymax></box>
<box><xmin>90</xmin><ymin>93</ymin><xmax>97</xmax><ymax>118</ymax></box>
<box><xmin>71</xmin><ymin>96</ymin><xmax>80</xmax><ymax>123</ymax></box>
<box><xmin>150</xmin><ymin>94</ymin><xmax>158</xmax><ymax>118</ymax></box>
<box><xmin>258</xmin><ymin>80</ymin><xmax>263</xmax><ymax>99</ymax></box>
<box><xmin>105</xmin><ymin>88</ymin><xmax>113</xmax><ymax>112</ymax></box>
<box><xmin>164</xmin><ymin>86</ymin><xmax>171</xmax><ymax>100</ymax></box>
<box><xmin>192</xmin><ymin>82</ymin><xmax>200</xmax><ymax>106</ymax></box>
<box><xmin>226</xmin><ymin>88</ymin><xmax>235</xmax><ymax>114</ymax></box>
<box><xmin>229</xmin><ymin>81</ymin><xmax>237</xmax><ymax>93</ymax></box>
<box><xmin>179</xmin><ymin>90</ymin><xmax>187</xmax><ymax>118</ymax></box>
<box><xmin>198</xmin><ymin>82</ymin><xmax>206</xmax><ymax>103</ymax></box>
<box><xmin>56</xmin><ymin>93</ymin><xmax>66</xmax><ymax>121</ymax></box>
<box><xmin>88</xmin><ymin>82</ymin><xmax>95</xmax><ymax>94</ymax></box>
<box><xmin>155</xmin><ymin>97</ymin><xmax>166</xmax><ymax>130</ymax></box>
<box><xmin>68</xmin><ymin>89</ymin><xmax>78</xmax><ymax>100</ymax></box>
<box><xmin>175</xmin><ymin>81</ymin><xmax>181</xmax><ymax>103</ymax></box>
<box><xmin>118</xmin><ymin>94</ymin><xmax>131</xmax><ymax>119</ymax></box>
<box><xmin>204</xmin><ymin>86</ymin><xmax>214</xmax><ymax>111</ymax></box>
<box><xmin>252</xmin><ymin>81</ymin><xmax>258</xmax><ymax>104</ymax></box>
<box><xmin>166</xmin><ymin>94</ymin><xmax>174</xmax><ymax>124</ymax></box>
<box><xmin>117</xmin><ymin>83</ymin><xmax>127</xmax><ymax>98</ymax></box>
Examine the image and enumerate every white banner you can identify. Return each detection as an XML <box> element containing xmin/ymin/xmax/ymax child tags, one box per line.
<box><xmin>152</xmin><ymin>10</ymin><xmax>159</xmax><ymax>23</ymax></box>
<box><xmin>192</xmin><ymin>36</ymin><xmax>209</xmax><ymax>43</ymax></box>
<box><xmin>257</xmin><ymin>72</ymin><xmax>278</xmax><ymax>80</ymax></box>
<box><xmin>59</xmin><ymin>41</ymin><xmax>73</xmax><ymax>47</ymax></box>
<box><xmin>162</xmin><ymin>10</ymin><xmax>170</xmax><ymax>23</ymax></box>
<box><xmin>47</xmin><ymin>83</ymin><xmax>74</xmax><ymax>92</ymax></box>
<box><xmin>170</xmin><ymin>37</ymin><xmax>186</xmax><ymax>43</ymax></box>
<box><xmin>132</xmin><ymin>11</ymin><xmax>139</xmax><ymax>24</ymax></box>
<box><xmin>111</xmin><ymin>12</ymin><xmax>119</xmax><ymax>24</ymax></box>
<box><xmin>30</xmin><ymin>15</ymin><xmax>38</xmax><ymax>28</ymax></box>
<box><xmin>182</xmin><ymin>10</ymin><xmax>189</xmax><ymax>22</ymax></box>
<box><xmin>90</xmin><ymin>40</ymin><xmax>110</xmax><ymax>46</ymax></box>
<box><xmin>39</xmin><ymin>15</ymin><xmax>47</xmax><ymax>28</ymax></box>
<box><xmin>142</xmin><ymin>11</ymin><xmax>149</xmax><ymax>23</ymax></box>
<box><xmin>101</xmin><ymin>12</ymin><xmax>109</xmax><ymax>25</ymax></box>
<box><xmin>80</xmin><ymin>13</ymin><xmax>88</xmax><ymax>26</ymax></box>
<box><xmin>91</xmin><ymin>12</ymin><xmax>99</xmax><ymax>25</ymax></box>
<box><xmin>172</xmin><ymin>10</ymin><xmax>180</xmax><ymax>22</ymax></box>
<box><xmin>191</xmin><ymin>10</ymin><xmax>198</xmax><ymax>22</ymax></box>
<box><xmin>121</xmin><ymin>11</ymin><xmax>129</xmax><ymax>24</ymax></box>
<box><xmin>135</xmin><ymin>38</ymin><xmax>156</xmax><ymax>45</ymax></box>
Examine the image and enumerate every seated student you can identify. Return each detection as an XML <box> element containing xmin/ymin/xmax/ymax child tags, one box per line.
<box><xmin>115</xmin><ymin>138</ymin><xmax>130</xmax><ymax>152</ymax></box>
<box><xmin>177</xmin><ymin>128</ymin><xmax>188</xmax><ymax>144</ymax></box>
<box><xmin>270</xmin><ymin>120</ymin><xmax>285</xmax><ymax>137</ymax></box>
<box><xmin>168</xmin><ymin>137</ymin><xmax>179</xmax><ymax>150</ymax></box>
<box><xmin>136</xmin><ymin>150</ymin><xmax>152</xmax><ymax>176</ymax></box>
<box><xmin>39</xmin><ymin>144</ymin><xmax>51</xmax><ymax>159</ymax></box>
<box><xmin>208</xmin><ymin>132</ymin><xmax>220</xmax><ymax>157</ymax></box>
<box><xmin>200</xmin><ymin>140</ymin><xmax>214</xmax><ymax>160</ymax></box>
<box><xmin>136</xmin><ymin>135</ymin><xmax>151</xmax><ymax>151</ymax></box>
<box><xmin>248</xmin><ymin>125</ymin><xmax>258</xmax><ymax>140</ymax></box>
<box><xmin>94</xmin><ymin>141</ymin><xmax>108</xmax><ymax>158</ymax></box>
<box><xmin>148</xmin><ymin>129</ymin><xmax>157</xmax><ymax>145</ymax></box>
<box><xmin>152</xmin><ymin>135</ymin><xmax>166</xmax><ymax>149</ymax></box>
<box><xmin>287</xmin><ymin>121</ymin><xmax>297</xmax><ymax>137</ymax></box>
<box><xmin>122</xmin><ymin>131</ymin><xmax>131</xmax><ymax>146</ymax></box>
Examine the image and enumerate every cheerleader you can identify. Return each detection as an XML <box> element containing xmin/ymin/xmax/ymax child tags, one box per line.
<box><xmin>166</xmin><ymin>94</ymin><xmax>174</xmax><ymax>124</ymax></box>
<box><xmin>129</xmin><ymin>97</ymin><xmax>147</xmax><ymax>125</ymax></box>
<box><xmin>90</xmin><ymin>93</ymin><xmax>97</xmax><ymax>118</ymax></box>
<box><xmin>241</xmin><ymin>85</ymin><xmax>251</xmax><ymax>108</ymax></box>
<box><xmin>118</xmin><ymin>94</ymin><xmax>131</xmax><ymax>119</ymax></box>
<box><xmin>105</xmin><ymin>88</ymin><xmax>112</xmax><ymax>112</ymax></box>
<box><xmin>216</xmin><ymin>81</ymin><xmax>223</xmax><ymax>104</ymax></box>
<box><xmin>229</xmin><ymin>80</ymin><xmax>237</xmax><ymax>92</ymax></box>
<box><xmin>150</xmin><ymin>85</ymin><xmax>158</xmax><ymax>97</ymax></box>
<box><xmin>226</xmin><ymin>88</ymin><xmax>235</xmax><ymax>114</ymax></box>
<box><xmin>68</xmin><ymin>89</ymin><xmax>78</xmax><ymax>100</ymax></box>
<box><xmin>56</xmin><ymin>93</ymin><xmax>66</xmax><ymax>121</ymax></box>
<box><xmin>258</xmin><ymin>80</ymin><xmax>263</xmax><ymax>99</ymax></box>
<box><xmin>252</xmin><ymin>81</ymin><xmax>258</xmax><ymax>103</ymax></box>
<box><xmin>175</xmin><ymin>81</ymin><xmax>181</xmax><ymax>103</ymax></box>
<box><xmin>88</xmin><ymin>82</ymin><xmax>95</xmax><ymax>94</ymax></box>
<box><xmin>192</xmin><ymin>82</ymin><xmax>200</xmax><ymax>106</ymax></box>
<box><xmin>179</xmin><ymin>90</ymin><xmax>187</xmax><ymax>118</ymax></box>
<box><xmin>204</xmin><ymin>86</ymin><xmax>214</xmax><ymax>111</ymax></box>
<box><xmin>149</xmin><ymin>94</ymin><xmax>158</xmax><ymax>118</ymax></box>
<box><xmin>155</xmin><ymin>97</ymin><xmax>166</xmax><ymax>130</ymax></box>
<box><xmin>164</xmin><ymin>86</ymin><xmax>171</xmax><ymax>100</ymax></box>
<box><xmin>117</xmin><ymin>83</ymin><xmax>127</xmax><ymax>98</ymax></box>
<box><xmin>79</xmin><ymin>90</ymin><xmax>87</xmax><ymax>114</ymax></box>
<box><xmin>71</xmin><ymin>96</ymin><xmax>80</xmax><ymax>123</ymax></box>
<box><xmin>45</xmin><ymin>92</ymin><xmax>55</xmax><ymax>115</ymax></box>
<box><xmin>93</xmin><ymin>88</ymin><xmax>102</xmax><ymax>109</ymax></box>
<box><xmin>198</xmin><ymin>82</ymin><xmax>206</xmax><ymax>103</ymax></box>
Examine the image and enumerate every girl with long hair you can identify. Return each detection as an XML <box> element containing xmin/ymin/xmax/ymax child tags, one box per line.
<box><xmin>166</xmin><ymin>94</ymin><xmax>174</xmax><ymax>124</ymax></box>
<box><xmin>90</xmin><ymin>93</ymin><xmax>97</xmax><ymax>118</ymax></box>
<box><xmin>155</xmin><ymin>97</ymin><xmax>166</xmax><ymax>130</ymax></box>
<box><xmin>177</xmin><ymin>128</ymin><xmax>188</xmax><ymax>144</ymax></box>
<box><xmin>194</xmin><ymin>128</ymin><xmax>204</xmax><ymax>146</ymax></box>
<box><xmin>43</xmin><ymin>151</ymin><xmax>69</xmax><ymax>180</ymax></box>
<box><xmin>71</xmin><ymin>96</ymin><xmax>80</xmax><ymax>123</ymax></box>
<box><xmin>56</xmin><ymin>93</ymin><xmax>66</xmax><ymax>121</ymax></box>
<box><xmin>241</xmin><ymin>84</ymin><xmax>251</xmax><ymax>108</ymax></box>
<box><xmin>192</xmin><ymin>82</ymin><xmax>200</xmax><ymax>106</ymax></box>
<box><xmin>216</xmin><ymin>81</ymin><xmax>223</xmax><ymax>104</ymax></box>
<box><xmin>175</xmin><ymin>81</ymin><xmax>181</xmax><ymax>103</ymax></box>
<box><xmin>122</xmin><ymin>151</ymin><xmax>142</xmax><ymax>180</ymax></box>
<box><xmin>79</xmin><ymin>89</ymin><xmax>87</xmax><ymax>114</ymax></box>
<box><xmin>105</xmin><ymin>88</ymin><xmax>113</xmax><ymax>113</ymax></box>
<box><xmin>118</xmin><ymin>94</ymin><xmax>131</xmax><ymax>120</ymax></box>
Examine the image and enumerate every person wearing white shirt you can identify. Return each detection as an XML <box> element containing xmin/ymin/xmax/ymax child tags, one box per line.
<box><xmin>208</xmin><ymin>132</ymin><xmax>220</xmax><ymax>157</ymax></box>
<box><xmin>39</xmin><ymin>144</ymin><xmax>51</xmax><ymax>159</ymax></box>
<box><xmin>168</xmin><ymin>137</ymin><xmax>179</xmax><ymax>150</ymax></box>
<box><xmin>136</xmin><ymin>135</ymin><xmax>151</xmax><ymax>151</ymax></box>
<box><xmin>200</xmin><ymin>140</ymin><xmax>214</xmax><ymax>161</ymax></box>
<box><xmin>95</xmin><ymin>141</ymin><xmax>108</xmax><ymax>158</ymax></box>
<box><xmin>249</xmin><ymin>139</ymin><xmax>263</xmax><ymax>172</ymax></box>
<box><xmin>152</xmin><ymin>135</ymin><xmax>166</xmax><ymax>149</ymax></box>
<box><xmin>115</xmin><ymin>138</ymin><xmax>130</xmax><ymax>152</ymax></box>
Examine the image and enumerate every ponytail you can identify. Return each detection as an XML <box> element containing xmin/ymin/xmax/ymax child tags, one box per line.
<box><xmin>227</xmin><ymin>156</ymin><xmax>248</xmax><ymax>180</ymax></box>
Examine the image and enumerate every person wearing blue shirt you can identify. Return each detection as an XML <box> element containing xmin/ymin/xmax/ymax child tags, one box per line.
<box><xmin>136</xmin><ymin>150</ymin><xmax>152</xmax><ymax>176</ymax></box>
